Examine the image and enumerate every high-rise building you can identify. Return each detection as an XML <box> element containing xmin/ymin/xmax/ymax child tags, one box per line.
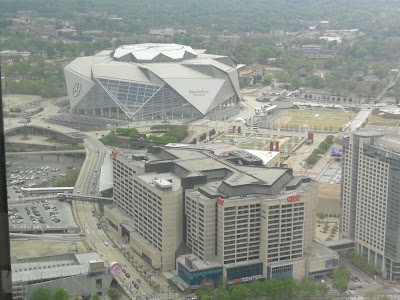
<box><xmin>109</xmin><ymin>144</ymin><xmax>336</xmax><ymax>287</ymax></box>
<box><xmin>341</xmin><ymin>132</ymin><xmax>400</xmax><ymax>280</ymax></box>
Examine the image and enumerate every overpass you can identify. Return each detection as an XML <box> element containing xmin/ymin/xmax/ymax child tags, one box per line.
<box><xmin>8</xmin><ymin>194</ymin><xmax>113</xmax><ymax>205</ymax></box>
<box><xmin>6</xmin><ymin>150</ymin><xmax>86</xmax><ymax>156</ymax></box>
<box><xmin>6</xmin><ymin>149</ymin><xmax>86</xmax><ymax>163</ymax></box>
<box><xmin>61</xmin><ymin>194</ymin><xmax>113</xmax><ymax>205</ymax></box>
<box><xmin>5</xmin><ymin>124</ymin><xmax>86</xmax><ymax>144</ymax></box>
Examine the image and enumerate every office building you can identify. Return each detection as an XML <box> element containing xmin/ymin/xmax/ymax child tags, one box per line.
<box><xmin>64</xmin><ymin>43</ymin><xmax>242</xmax><ymax>121</ymax></box>
<box><xmin>108</xmin><ymin>143</ymin><xmax>341</xmax><ymax>287</ymax></box>
<box><xmin>341</xmin><ymin>132</ymin><xmax>400</xmax><ymax>280</ymax></box>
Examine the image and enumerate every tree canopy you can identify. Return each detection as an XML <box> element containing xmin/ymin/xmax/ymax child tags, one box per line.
<box><xmin>31</xmin><ymin>288</ymin><xmax>52</xmax><ymax>300</ymax></box>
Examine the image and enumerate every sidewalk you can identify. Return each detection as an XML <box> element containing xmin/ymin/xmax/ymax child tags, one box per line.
<box><xmin>104</xmin><ymin>222</ymin><xmax>182</xmax><ymax>300</ymax></box>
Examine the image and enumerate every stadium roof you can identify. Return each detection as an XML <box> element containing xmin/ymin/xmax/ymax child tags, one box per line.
<box><xmin>111</xmin><ymin>43</ymin><xmax>197</xmax><ymax>62</ymax></box>
<box><xmin>64</xmin><ymin>43</ymin><xmax>242</xmax><ymax>119</ymax></box>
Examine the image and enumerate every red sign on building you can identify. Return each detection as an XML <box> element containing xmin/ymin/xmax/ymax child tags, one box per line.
<box><xmin>287</xmin><ymin>194</ymin><xmax>300</xmax><ymax>203</ymax></box>
<box><xmin>217</xmin><ymin>197</ymin><xmax>224</xmax><ymax>206</ymax></box>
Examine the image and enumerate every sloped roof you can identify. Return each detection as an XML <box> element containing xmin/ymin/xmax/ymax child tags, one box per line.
<box><xmin>112</xmin><ymin>43</ymin><xmax>197</xmax><ymax>62</ymax></box>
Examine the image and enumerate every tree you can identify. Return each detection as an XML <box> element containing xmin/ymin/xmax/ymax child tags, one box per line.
<box><xmin>263</xmin><ymin>76</ymin><xmax>273</xmax><ymax>86</ymax></box>
<box><xmin>281</xmin><ymin>278</ymin><xmax>298</xmax><ymax>300</ymax></box>
<box><xmin>248</xmin><ymin>281</ymin><xmax>266</xmax><ymax>297</ymax></box>
<box><xmin>53</xmin><ymin>289</ymin><xmax>69</xmax><ymax>300</ymax></box>
<box><xmin>91</xmin><ymin>295</ymin><xmax>100</xmax><ymax>300</ymax></box>
<box><xmin>32</xmin><ymin>288</ymin><xmax>52</xmax><ymax>300</ymax></box>
<box><xmin>215</xmin><ymin>287</ymin><xmax>231</xmax><ymax>300</ymax></box>
<box><xmin>317</xmin><ymin>213</ymin><xmax>326</xmax><ymax>221</ymax></box>
<box><xmin>264</xmin><ymin>279</ymin><xmax>284</xmax><ymax>300</ymax></box>
<box><xmin>229</xmin><ymin>284</ymin><xmax>247</xmax><ymax>300</ymax></box>
<box><xmin>317</xmin><ymin>283</ymin><xmax>329</xmax><ymax>298</ymax></box>
<box><xmin>333</xmin><ymin>266</ymin><xmax>350</xmax><ymax>295</ymax></box>
<box><xmin>297</xmin><ymin>278</ymin><xmax>317</xmax><ymax>300</ymax></box>
<box><xmin>306</xmin><ymin>75</ymin><xmax>325</xmax><ymax>88</ymax></box>
<box><xmin>107</xmin><ymin>288</ymin><xmax>122</xmax><ymax>300</ymax></box>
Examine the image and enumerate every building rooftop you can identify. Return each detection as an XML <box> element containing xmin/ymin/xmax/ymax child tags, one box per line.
<box><xmin>177</xmin><ymin>254</ymin><xmax>222</xmax><ymax>271</ymax></box>
<box><xmin>12</xmin><ymin>252</ymin><xmax>104</xmax><ymax>283</ymax></box>
<box><xmin>115</xmin><ymin>145</ymin><xmax>307</xmax><ymax>198</ymax></box>
<box><xmin>308</xmin><ymin>241</ymin><xmax>338</xmax><ymax>259</ymax></box>
<box><xmin>138</xmin><ymin>172</ymin><xmax>182</xmax><ymax>191</ymax></box>
<box><xmin>112</xmin><ymin>43</ymin><xmax>197</xmax><ymax>62</ymax></box>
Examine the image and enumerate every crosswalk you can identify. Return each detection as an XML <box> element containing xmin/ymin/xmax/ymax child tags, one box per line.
<box><xmin>84</xmin><ymin>228</ymin><xmax>105</xmax><ymax>236</ymax></box>
<box><xmin>349</xmin><ymin>279</ymin><xmax>379</xmax><ymax>287</ymax></box>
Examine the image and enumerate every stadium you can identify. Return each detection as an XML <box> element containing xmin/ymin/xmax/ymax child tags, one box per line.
<box><xmin>64</xmin><ymin>43</ymin><xmax>242</xmax><ymax>121</ymax></box>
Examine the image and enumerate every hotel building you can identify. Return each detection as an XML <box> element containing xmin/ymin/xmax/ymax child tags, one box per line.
<box><xmin>341</xmin><ymin>132</ymin><xmax>400</xmax><ymax>280</ymax></box>
<box><xmin>109</xmin><ymin>144</ymin><xmax>336</xmax><ymax>287</ymax></box>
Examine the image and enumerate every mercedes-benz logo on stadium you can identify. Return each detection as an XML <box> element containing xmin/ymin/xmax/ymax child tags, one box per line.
<box><xmin>72</xmin><ymin>82</ymin><xmax>81</xmax><ymax>97</ymax></box>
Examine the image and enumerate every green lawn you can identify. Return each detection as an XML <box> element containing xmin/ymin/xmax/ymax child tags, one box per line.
<box><xmin>368</xmin><ymin>115</ymin><xmax>399</xmax><ymax>126</ymax></box>
<box><xmin>275</xmin><ymin>109</ymin><xmax>356</xmax><ymax>131</ymax></box>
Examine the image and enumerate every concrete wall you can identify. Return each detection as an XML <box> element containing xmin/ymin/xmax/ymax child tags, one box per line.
<box><xmin>292</xmin><ymin>259</ymin><xmax>306</xmax><ymax>280</ymax></box>
<box><xmin>161</xmin><ymin>187</ymin><xmax>184</xmax><ymax>271</ymax></box>
<box><xmin>308</xmin><ymin>256</ymin><xmax>337</xmax><ymax>274</ymax></box>
<box><xmin>130</xmin><ymin>233</ymin><xmax>162</xmax><ymax>269</ymax></box>
<box><xmin>26</xmin><ymin>272</ymin><xmax>113</xmax><ymax>299</ymax></box>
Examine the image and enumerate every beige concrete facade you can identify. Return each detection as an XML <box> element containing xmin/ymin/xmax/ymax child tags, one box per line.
<box><xmin>112</xmin><ymin>153</ymin><xmax>183</xmax><ymax>271</ymax></box>
<box><xmin>186</xmin><ymin>192</ymin><xmax>217</xmax><ymax>262</ymax></box>
<box><xmin>104</xmin><ymin>205</ymin><xmax>131</xmax><ymax>235</ymax></box>
<box><xmin>186</xmin><ymin>181</ymin><xmax>318</xmax><ymax>281</ymax></box>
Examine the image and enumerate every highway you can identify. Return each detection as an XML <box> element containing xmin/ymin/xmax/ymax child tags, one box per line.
<box><xmin>6</xmin><ymin>101</ymin><xmax>165</xmax><ymax>299</ymax></box>
<box><xmin>73</xmin><ymin>137</ymin><xmax>159</xmax><ymax>299</ymax></box>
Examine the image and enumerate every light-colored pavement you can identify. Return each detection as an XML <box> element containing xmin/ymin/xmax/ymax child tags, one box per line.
<box><xmin>349</xmin><ymin>109</ymin><xmax>372</xmax><ymax>131</ymax></box>
<box><xmin>73</xmin><ymin>137</ymin><xmax>164</xmax><ymax>299</ymax></box>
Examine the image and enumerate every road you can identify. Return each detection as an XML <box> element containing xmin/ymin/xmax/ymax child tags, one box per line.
<box><xmin>73</xmin><ymin>137</ymin><xmax>159</xmax><ymax>299</ymax></box>
<box><xmin>6</xmin><ymin>101</ymin><xmax>168</xmax><ymax>299</ymax></box>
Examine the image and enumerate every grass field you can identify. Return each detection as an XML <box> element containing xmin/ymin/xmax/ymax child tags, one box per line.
<box><xmin>274</xmin><ymin>109</ymin><xmax>356</xmax><ymax>132</ymax></box>
<box><xmin>367</xmin><ymin>115</ymin><xmax>399</xmax><ymax>127</ymax></box>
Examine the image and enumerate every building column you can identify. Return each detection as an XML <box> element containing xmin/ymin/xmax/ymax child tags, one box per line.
<box><xmin>390</xmin><ymin>260</ymin><xmax>393</xmax><ymax>281</ymax></box>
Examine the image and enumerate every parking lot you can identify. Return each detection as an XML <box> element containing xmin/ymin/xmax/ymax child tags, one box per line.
<box><xmin>7</xmin><ymin>161</ymin><xmax>68</xmax><ymax>189</ymax></box>
<box><xmin>8</xmin><ymin>200</ymin><xmax>78</xmax><ymax>231</ymax></box>
<box><xmin>6</xmin><ymin>154</ymin><xmax>84</xmax><ymax>200</ymax></box>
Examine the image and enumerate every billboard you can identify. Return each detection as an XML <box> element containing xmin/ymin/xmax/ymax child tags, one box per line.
<box><xmin>287</xmin><ymin>195</ymin><xmax>300</xmax><ymax>203</ymax></box>
<box><xmin>330</xmin><ymin>148</ymin><xmax>342</xmax><ymax>157</ymax></box>
<box><xmin>232</xmin><ymin>275</ymin><xmax>264</xmax><ymax>284</ymax></box>
<box><xmin>109</xmin><ymin>262</ymin><xmax>123</xmax><ymax>276</ymax></box>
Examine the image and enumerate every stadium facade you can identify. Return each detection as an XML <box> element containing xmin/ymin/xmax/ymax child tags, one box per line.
<box><xmin>64</xmin><ymin>43</ymin><xmax>242</xmax><ymax>121</ymax></box>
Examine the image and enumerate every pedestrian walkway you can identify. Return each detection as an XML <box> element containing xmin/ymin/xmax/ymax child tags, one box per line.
<box><xmin>84</xmin><ymin>228</ymin><xmax>105</xmax><ymax>236</ymax></box>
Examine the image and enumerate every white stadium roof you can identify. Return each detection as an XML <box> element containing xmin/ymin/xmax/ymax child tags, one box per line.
<box><xmin>112</xmin><ymin>43</ymin><xmax>197</xmax><ymax>62</ymax></box>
